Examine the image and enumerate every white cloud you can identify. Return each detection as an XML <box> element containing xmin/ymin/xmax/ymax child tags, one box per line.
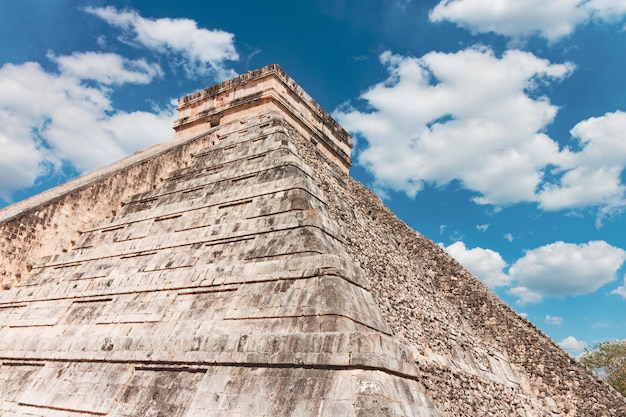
<box><xmin>476</xmin><ymin>224</ymin><xmax>489</xmax><ymax>232</ymax></box>
<box><xmin>334</xmin><ymin>48</ymin><xmax>573</xmax><ymax>206</ymax></box>
<box><xmin>508</xmin><ymin>286</ymin><xmax>543</xmax><ymax>305</ymax></box>
<box><xmin>444</xmin><ymin>241</ymin><xmax>510</xmax><ymax>287</ymax></box>
<box><xmin>545</xmin><ymin>314</ymin><xmax>563</xmax><ymax>325</ymax></box>
<box><xmin>96</xmin><ymin>35</ymin><xmax>107</xmax><ymax>48</ymax></box>
<box><xmin>509</xmin><ymin>241</ymin><xmax>626</xmax><ymax>303</ymax></box>
<box><xmin>49</xmin><ymin>51</ymin><xmax>163</xmax><ymax>85</ymax></box>
<box><xmin>336</xmin><ymin>50</ymin><xmax>626</xmax><ymax>216</ymax></box>
<box><xmin>0</xmin><ymin>7</ymin><xmax>233</xmax><ymax>202</ymax></box>
<box><xmin>611</xmin><ymin>275</ymin><xmax>626</xmax><ymax>299</ymax></box>
<box><xmin>559</xmin><ymin>336</ymin><xmax>587</xmax><ymax>356</ymax></box>
<box><xmin>430</xmin><ymin>0</ymin><xmax>626</xmax><ymax>41</ymax></box>
<box><xmin>0</xmin><ymin>128</ymin><xmax>48</xmax><ymax>202</ymax></box>
<box><xmin>442</xmin><ymin>239</ymin><xmax>626</xmax><ymax>305</ymax></box>
<box><xmin>504</xmin><ymin>233</ymin><xmax>514</xmax><ymax>242</ymax></box>
<box><xmin>587</xmin><ymin>0</ymin><xmax>626</xmax><ymax>22</ymax></box>
<box><xmin>0</xmin><ymin>60</ymin><xmax>175</xmax><ymax>201</ymax></box>
<box><xmin>538</xmin><ymin>111</ymin><xmax>626</xmax><ymax>216</ymax></box>
<box><xmin>85</xmin><ymin>6</ymin><xmax>238</xmax><ymax>80</ymax></box>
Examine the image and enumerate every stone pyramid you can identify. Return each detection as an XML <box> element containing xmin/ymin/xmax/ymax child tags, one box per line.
<box><xmin>0</xmin><ymin>65</ymin><xmax>624</xmax><ymax>416</ymax></box>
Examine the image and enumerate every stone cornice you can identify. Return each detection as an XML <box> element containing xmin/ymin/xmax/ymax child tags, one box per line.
<box><xmin>174</xmin><ymin>64</ymin><xmax>352</xmax><ymax>173</ymax></box>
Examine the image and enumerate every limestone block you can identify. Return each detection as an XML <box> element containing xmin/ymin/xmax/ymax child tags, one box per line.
<box><xmin>0</xmin><ymin>362</ymin><xmax>43</xmax><ymax>403</ymax></box>
<box><xmin>97</xmin><ymin>291</ymin><xmax>177</xmax><ymax>324</ymax></box>
<box><xmin>1</xmin><ymin>299</ymin><xmax>71</xmax><ymax>328</ymax></box>
<box><xmin>109</xmin><ymin>369</ymin><xmax>205</xmax><ymax>417</ymax></box>
<box><xmin>15</xmin><ymin>362</ymin><xmax>133</xmax><ymax>415</ymax></box>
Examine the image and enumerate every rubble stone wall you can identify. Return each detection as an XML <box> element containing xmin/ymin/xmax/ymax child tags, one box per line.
<box><xmin>286</xmin><ymin>123</ymin><xmax>626</xmax><ymax>416</ymax></box>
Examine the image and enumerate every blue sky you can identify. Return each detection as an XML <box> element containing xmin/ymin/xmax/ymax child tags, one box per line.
<box><xmin>1</xmin><ymin>0</ymin><xmax>625</xmax><ymax>356</ymax></box>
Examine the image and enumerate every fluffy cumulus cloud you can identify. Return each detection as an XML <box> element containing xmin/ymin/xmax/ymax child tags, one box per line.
<box><xmin>335</xmin><ymin>49</ymin><xmax>626</xmax><ymax>215</ymax></box>
<box><xmin>559</xmin><ymin>336</ymin><xmax>587</xmax><ymax>355</ymax></box>
<box><xmin>48</xmin><ymin>51</ymin><xmax>163</xmax><ymax>85</ymax></box>
<box><xmin>0</xmin><ymin>58</ymin><xmax>175</xmax><ymax>201</ymax></box>
<box><xmin>545</xmin><ymin>314</ymin><xmax>563</xmax><ymax>325</ymax></box>
<box><xmin>444</xmin><ymin>241</ymin><xmax>510</xmax><ymax>287</ymax></box>
<box><xmin>0</xmin><ymin>8</ymin><xmax>239</xmax><ymax>202</ymax></box>
<box><xmin>430</xmin><ymin>0</ymin><xmax>626</xmax><ymax>41</ymax></box>
<box><xmin>85</xmin><ymin>6</ymin><xmax>238</xmax><ymax>80</ymax></box>
<box><xmin>444</xmin><ymin>240</ymin><xmax>626</xmax><ymax>304</ymax></box>
<box><xmin>508</xmin><ymin>241</ymin><xmax>626</xmax><ymax>304</ymax></box>
<box><xmin>538</xmin><ymin>111</ymin><xmax>626</xmax><ymax>216</ymax></box>
<box><xmin>611</xmin><ymin>276</ymin><xmax>626</xmax><ymax>299</ymax></box>
<box><xmin>335</xmin><ymin>48</ymin><xmax>573</xmax><ymax>206</ymax></box>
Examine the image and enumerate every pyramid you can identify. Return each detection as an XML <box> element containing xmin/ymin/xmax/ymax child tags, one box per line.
<box><xmin>0</xmin><ymin>65</ymin><xmax>624</xmax><ymax>416</ymax></box>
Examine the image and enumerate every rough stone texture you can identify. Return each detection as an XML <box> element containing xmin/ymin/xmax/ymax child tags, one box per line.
<box><xmin>0</xmin><ymin>65</ymin><xmax>624</xmax><ymax>416</ymax></box>
<box><xmin>174</xmin><ymin>64</ymin><xmax>352</xmax><ymax>174</ymax></box>
<box><xmin>0</xmin><ymin>132</ymin><xmax>215</xmax><ymax>291</ymax></box>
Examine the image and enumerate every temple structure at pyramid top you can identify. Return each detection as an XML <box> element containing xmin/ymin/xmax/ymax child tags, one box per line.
<box><xmin>0</xmin><ymin>65</ymin><xmax>624</xmax><ymax>416</ymax></box>
<box><xmin>174</xmin><ymin>64</ymin><xmax>352</xmax><ymax>172</ymax></box>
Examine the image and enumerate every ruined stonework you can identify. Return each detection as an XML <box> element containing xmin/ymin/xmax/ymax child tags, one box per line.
<box><xmin>0</xmin><ymin>65</ymin><xmax>624</xmax><ymax>416</ymax></box>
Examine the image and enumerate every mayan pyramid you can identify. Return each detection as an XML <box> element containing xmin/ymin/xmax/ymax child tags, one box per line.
<box><xmin>0</xmin><ymin>65</ymin><xmax>624</xmax><ymax>416</ymax></box>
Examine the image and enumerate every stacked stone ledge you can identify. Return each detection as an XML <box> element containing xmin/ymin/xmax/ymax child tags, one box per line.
<box><xmin>0</xmin><ymin>65</ymin><xmax>624</xmax><ymax>416</ymax></box>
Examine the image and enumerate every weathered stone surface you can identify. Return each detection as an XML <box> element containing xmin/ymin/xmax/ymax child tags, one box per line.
<box><xmin>0</xmin><ymin>65</ymin><xmax>624</xmax><ymax>416</ymax></box>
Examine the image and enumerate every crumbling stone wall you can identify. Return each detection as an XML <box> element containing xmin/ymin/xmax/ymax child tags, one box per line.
<box><xmin>0</xmin><ymin>133</ymin><xmax>215</xmax><ymax>290</ymax></box>
<box><xmin>287</xmin><ymin>124</ymin><xmax>626</xmax><ymax>416</ymax></box>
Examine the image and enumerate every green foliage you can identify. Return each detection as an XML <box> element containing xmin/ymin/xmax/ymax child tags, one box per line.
<box><xmin>580</xmin><ymin>340</ymin><xmax>626</xmax><ymax>396</ymax></box>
